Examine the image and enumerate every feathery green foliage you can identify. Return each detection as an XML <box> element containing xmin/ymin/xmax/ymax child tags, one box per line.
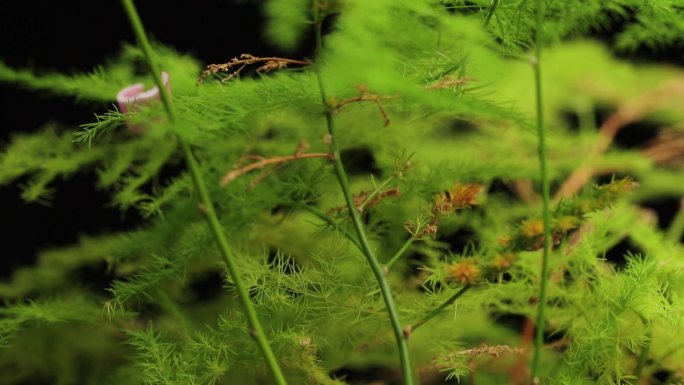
<box><xmin>1</xmin><ymin>0</ymin><xmax>684</xmax><ymax>384</ymax></box>
<box><xmin>264</xmin><ymin>0</ymin><xmax>314</xmax><ymax>51</ymax></box>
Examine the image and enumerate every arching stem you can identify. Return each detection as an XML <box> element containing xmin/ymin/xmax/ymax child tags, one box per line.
<box><xmin>120</xmin><ymin>1</ymin><xmax>288</xmax><ymax>383</ymax></box>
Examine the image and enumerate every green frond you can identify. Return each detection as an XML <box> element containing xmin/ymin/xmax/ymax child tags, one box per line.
<box><xmin>0</xmin><ymin>61</ymin><xmax>130</xmax><ymax>102</ymax></box>
<box><xmin>110</xmin><ymin>140</ymin><xmax>179</xmax><ymax>211</ymax></box>
<box><xmin>0</xmin><ymin>295</ymin><xmax>101</xmax><ymax>347</ymax></box>
<box><xmin>264</xmin><ymin>0</ymin><xmax>314</xmax><ymax>51</ymax></box>
<box><xmin>0</xmin><ymin>126</ymin><xmax>106</xmax><ymax>202</ymax></box>
<box><xmin>125</xmin><ymin>324</ymin><xmax>197</xmax><ymax>385</ymax></box>
<box><xmin>74</xmin><ymin>109</ymin><xmax>127</xmax><ymax>147</ymax></box>
<box><xmin>0</xmin><ymin>42</ymin><xmax>200</xmax><ymax>103</ymax></box>
<box><xmin>1</xmin><ymin>0</ymin><xmax>683</xmax><ymax>384</ymax></box>
<box><xmin>616</xmin><ymin>7</ymin><xmax>684</xmax><ymax>51</ymax></box>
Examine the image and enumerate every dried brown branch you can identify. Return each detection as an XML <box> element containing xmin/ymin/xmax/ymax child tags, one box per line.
<box><xmin>332</xmin><ymin>85</ymin><xmax>400</xmax><ymax>126</ymax></box>
<box><xmin>456</xmin><ymin>343</ymin><xmax>524</xmax><ymax>358</ymax></box>
<box><xmin>356</xmin><ymin>187</ymin><xmax>401</xmax><ymax>211</ymax></box>
<box><xmin>419</xmin><ymin>343</ymin><xmax>524</xmax><ymax>381</ymax></box>
<box><xmin>506</xmin><ymin>179</ymin><xmax>539</xmax><ymax>203</ymax></box>
<box><xmin>220</xmin><ymin>144</ymin><xmax>334</xmax><ymax>187</ymax></box>
<box><xmin>198</xmin><ymin>54</ymin><xmax>311</xmax><ymax>84</ymax></box>
<box><xmin>510</xmin><ymin>315</ymin><xmax>536</xmax><ymax>385</ymax></box>
<box><xmin>327</xmin><ymin>187</ymin><xmax>401</xmax><ymax>215</ymax></box>
<box><xmin>555</xmin><ymin>80</ymin><xmax>684</xmax><ymax>200</ymax></box>
<box><xmin>426</xmin><ymin>75</ymin><xmax>472</xmax><ymax>90</ymax></box>
<box><xmin>642</xmin><ymin>128</ymin><xmax>684</xmax><ymax>165</ymax></box>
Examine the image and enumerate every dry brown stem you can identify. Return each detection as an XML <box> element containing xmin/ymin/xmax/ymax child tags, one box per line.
<box><xmin>198</xmin><ymin>54</ymin><xmax>311</xmax><ymax>84</ymax></box>
<box><xmin>642</xmin><ymin>128</ymin><xmax>684</xmax><ymax>165</ymax></box>
<box><xmin>506</xmin><ymin>179</ymin><xmax>539</xmax><ymax>203</ymax></box>
<box><xmin>510</xmin><ymin>316</ymin><xmax>535</xmax><ymax>385</ymax></box>
<box><xmin>426</xmin><ymin>75</ymin><xmax>471</xmax><ymax>90</ymax></box>
<box><xmin>332</xmin><ymin>85</ymin><xmax>400</xmax><ymax>126</ymax></box>
<box><xmin>327</xmin><ymin>187</ymin><xmax>401</xmax><ymax>215</ymax></box>
<box><xmin>555</xmin><ymin>79</ymin><xmax>684</xmax><ymax>200</ymax></box>
<box><xmin>456</xmin><ymin>343</ymin><xmax>524</xmax><ymax>358</ymax></box>
<box><xmin>220</xmin><ymin>142</ymin><xmax>334</xmax><ymax>187</ymax></box>
<box><xmin>418</xmin><ymin>343</ymin><xmax>524</xmax><ymax>383</ymax></box>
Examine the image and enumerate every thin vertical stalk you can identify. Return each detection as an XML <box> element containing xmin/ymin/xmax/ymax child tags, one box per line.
<box><xmin>665</xmin><ymin>198</ymin><xmax>684</xmax><ymax>243</ymax></box>
<box><xmin>632</xmin><ymin>313</ymin><xmax>652</xmax><ymax>384</ymax></box>
<box><xmin>155</xmin><ymin>289</ymin><xmax>193</xmax><ymax>339</ymax></box>
<box><xmin>633</xmin><ymin>329</ymin><xmax>652</xmax><ymax>383</ymax></box>
<box><xmin>120</xmin><ymin>1</ymin><xmax>288</xmax><ymax>384</ymax></box>
<box><xmin>313</xmin><ymin>15</ymin><xmax>415</xmax><ymax>385</ymax></box>
<box><xmin>530</xmin><ymin>0</ymin><xmax>550</xmax><ymax>383</ymax></box>
<box><xmin>482</xmin><ymin>0</ymin><xmax>501</xmax><ymax>28</ymax></box>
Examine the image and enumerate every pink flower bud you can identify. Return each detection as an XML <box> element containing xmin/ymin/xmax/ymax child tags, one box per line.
<box><xmin>116</xmin><ymin>71</ymin><xmax>170</xmax><ymax>113</ymax></box>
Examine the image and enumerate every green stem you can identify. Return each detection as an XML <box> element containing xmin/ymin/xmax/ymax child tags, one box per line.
<box><xmin>357</xmin><ymin>175</ymin><xmax>396</xmax><ymax>213</ymax></box>
<box><xmin>155</xmin><ymin>289</ymin><xmax>193</xmax><ymax>339</ymax></box>
<box><xmin>301</xmin><ymin>204</ymin><xmax>414</xmax><ymax>272</ymax></box>
<box><xmin>313</xmin><ymin>16</ymin><xmax>415</xmax><ymax>385</ymax></box>
<box><xmin>385</xmin><ymin>237</ymin><xmax>414</xmax><ymax>270</ymax></box>
<box><xmin>633</xmin><ymin>331</ymin><xmax>652</xmax><ymax>383</ymax></box>
<box><xmin>120</xmin><ymin>1</ymin><xmax>288</xmax><ymax>384</ymax></box>
<box><xmin>665</xmin><ymin>198</ymin><xmax>684</xmax><ymax>243</ymax></box>
<box><xmin>482</xmin><ymin>0</ymin><xmax>501</xmax><ymax>28</ymax></box>
<box><xmin>632</xmin><ymin>313</ymin><xmax>652</xmax><ymax>384</ymax></box>
<box><xmin>530</xmin><ymin>0</ymin><xmax>551</xmax><ymax>383</ymax></box>
<box><xmin>178</xmin><ymin>140</ymin><xmax>289</xmax><ymax>385</ymax></box>
<box><xmin>299</xmin><ymin>203</ymin><xmax>362</xmax><ymax>251</ymax></box>
<box><xmin>406</xmin><ymin>285</ymin><xmax>470</xmax><ymax>336</ymax></box>
<box><xmin>120</xmin><ymin>0</ymin><xmax>176</xmax><ymax>122</ymax></box>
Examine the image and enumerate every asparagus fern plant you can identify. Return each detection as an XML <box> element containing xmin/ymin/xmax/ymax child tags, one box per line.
<box><xmin>1</xmin><ymin>0</ymin><xmax>684</xmax><ymax>384</ymax></box>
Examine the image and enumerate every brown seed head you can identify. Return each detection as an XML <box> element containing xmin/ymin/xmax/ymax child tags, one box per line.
<box><xmin>520</xmin><ymin>218</ymin><xmax>544</xmax><ymax>238</ymax></box>
<box><xmin>492</xmin><ymin>253</ymin><xmax>517</xmax><ymax>271</ymax></box>
<box><xmin>447</xmin><ymin>259</ymin><xmax>480</xmax><ymax>285</ymax></box>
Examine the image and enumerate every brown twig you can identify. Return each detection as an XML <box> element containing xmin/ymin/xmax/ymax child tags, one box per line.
<box><xmin>327</xmin><ymin>73</ymin><xmax>470</xmax><ymax>137</ymax></box>
<box><xmin>555</xmin><ymin>80</ymin><xmax>684</xmax><ymax>200</ymax></box>
<box><xmin>332</xmin><ymin>85</ymin><xmax>400</xmax><ymax>126</ymax></box>
<box><xmin>456</xmin><ymin>343</ymin><xmax>525</xmax><ymax>358</ymax></box>
<box><xmin>220</xmin><ymin>146</ymin><xmax>334</xmax><ymax>187</ymax></box>
<box><xmin>198</xmin><ymin>54</ymin><xmax>311</xmax><ymax>84</ymax></box>
<box><xmin>506</xmin><ymin>179</ymin><xmax>539</xmax><ymax>203</ymax></box>
<box><xmin>418</xmin><ymin>343</ymin><xmax>524</xmax><ymax>384</ymax></box>
<box><xmin>642</xmin><ymin>128</ymin><xmax>684</xmax><ymax>165</ymax></box>
<box><xmin>510</xmin><ymin>316</ymin><xmax>536</xmax><ymax>385</ymax></box>
<box><xmin>327</xmin><ymin>187</ymin><xmax>401</xmax><ymax>215</ymax></box>
<box><xmin>244</xmin><ymin>141</ymin><xmax>311</xmax><ymax>189</ymax></box>
<box><xmin>426</xmin><ymin>75</ymin><xmax>472</xmax><ymax>90</ymax></box>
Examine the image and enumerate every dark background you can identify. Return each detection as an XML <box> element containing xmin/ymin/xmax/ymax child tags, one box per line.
<box><xmin>1</xmin><ymin>1</ymin><xmax>682</xmax><ymax>278</ymax></box>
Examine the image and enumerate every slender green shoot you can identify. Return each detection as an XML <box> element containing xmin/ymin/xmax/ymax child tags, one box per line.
<box><xmin>299</xmin><ymin>203</ymin><xmax>362</xmax><ymax>250</ymax></box>
<box><xmin>119</xmin><ymin>0</ymin><xmax>176</xmax><ymax>122</ymax></box>
<box><xmin>155</xmin><ymin>288</ymin><xmax>193</xmax><ymax>339</ymax></box>
<box><xmin>530</xmin><ymin>0</ymin><xmax>551</xmax><ymax>382</ymax></box>
<box><xmin>405</xmin><ymin>285</ymin><xmax>470</xmax><ymax>336</ymax></box>
<box><xmin>120</xmin><ymin>1</ymin><xmax>288</xmax><ymax>384</ymax></box>
<box><xmin>665</xmin><ymin>199</ymin><xmax>684</xmax><ymax>243</ymax></box>
<box><xmin>357</xmin><ymin>175</ymin><xmax>397</xmax><ymax>213</ymax></box>
<box><xmin>633</xmin><ymin>330</ymin><xmax>652</xmax><ymax>382</ymax></box>
<box><xmin>482</xmin><ymin>0</ymin><xmax>501</xmax><ymax>28</ymax></box>
<box><xmin>385</xmin><ymin>237</ymin><xmax>414</xmax><ymax>271</ymax></box>
<box><xmin>632</xmin><ymin>313</ymin><xmax>653</xmax><ymax>384</ymax></box>
<box><xmin>313</xmin><ymin>12</ymin><xmax>415</xmax><ymax>385</ymax></box>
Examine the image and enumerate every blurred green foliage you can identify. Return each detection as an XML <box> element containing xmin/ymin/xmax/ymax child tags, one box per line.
<box><xmin>1</xmin><ymin>0</ymin><xmax>683</xmax><ymax>384</ymax></box>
